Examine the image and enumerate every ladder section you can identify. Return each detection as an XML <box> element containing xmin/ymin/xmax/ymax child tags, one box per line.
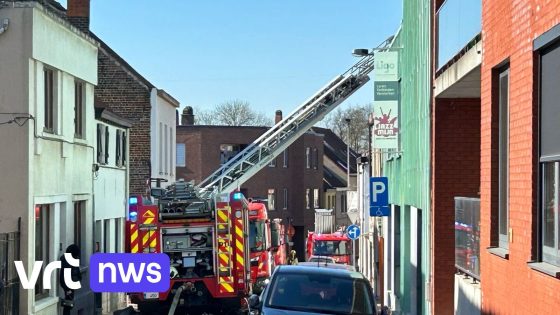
<box><xmin>197</xmin><ymin>54</ymin><xmax>376</xmax><ymax>197</ymax></box>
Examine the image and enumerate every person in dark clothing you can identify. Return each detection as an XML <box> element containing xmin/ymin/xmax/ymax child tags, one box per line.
<box><xmin>59</xmin><ymin>244</ymin><xmax>81</xmax><ymax>314</ymax></box>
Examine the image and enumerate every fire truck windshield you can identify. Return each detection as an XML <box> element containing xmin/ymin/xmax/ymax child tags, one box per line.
<box><xmin>313</xmin><ymin>240</ymin><xmax>349</xmax><ymax>256</ymax></box>
<box><xmin>249</xmin><ymin>220</ymin><xmax>266</xmax><ymax>252</ymax></box>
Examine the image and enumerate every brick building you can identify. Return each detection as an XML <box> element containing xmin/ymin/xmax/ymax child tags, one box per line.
<box><xmin>67</xmin><ymin>0</ymin><xmax>180</xmax><ymax>196</ymax></box>
<box><xmin>176</xmin><ymin>109</ymin><xmax>324</xmax><ymax>260</ymax></box>
<box><xmin>479</xmin><ymin>0</ymin><xmax>560</xmax><ymax>313</ymax></box>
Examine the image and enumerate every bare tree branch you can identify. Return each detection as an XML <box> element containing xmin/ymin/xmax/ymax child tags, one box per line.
<box><xmin>324</xmin><ymin>104</ymin><xmax>372</xmax><ymax>154</ymax></box>
<box><xmin>194</xmin><ymin>100</ymin><xmax>272</xmax><ymax>126</ymax></box>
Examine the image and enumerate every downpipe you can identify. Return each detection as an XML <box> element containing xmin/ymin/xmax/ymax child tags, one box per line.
<box><xmin>167</xmin><ymin>284</ymin><xmax>188</xmax><ymax>315</ymax></box>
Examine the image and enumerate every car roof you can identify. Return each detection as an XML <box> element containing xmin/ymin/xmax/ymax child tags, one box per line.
<box><xmin>275</xmin><ymin>265</ymin><xmax>365</xmax><ymax>279</ymax></box>
<box><xmin>298</xmin><ymin>262</ymin><xmax>356</xmax><ymax>271</ymax></box>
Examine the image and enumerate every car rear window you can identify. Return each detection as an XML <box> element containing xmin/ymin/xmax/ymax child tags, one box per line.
<box><xmin>265</xmin><ymin>272</ymin><xmax>375</xmax><ymax>315</ymax></box>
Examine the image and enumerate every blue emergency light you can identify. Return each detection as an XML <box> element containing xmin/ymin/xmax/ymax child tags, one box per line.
<box><xmin>233</xmin><ymin>192</ymin><xmax>244</xmax><ymax>200</ymax></box>
<box><xmin>129</xmin><ymin>196</ymin><xmax>138</xmax><ymax>205</ymax></box>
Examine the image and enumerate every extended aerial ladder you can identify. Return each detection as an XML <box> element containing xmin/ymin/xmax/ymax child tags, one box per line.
<box><xmin>196</xmin><ymin>52</ymin><xmax>376</xmax><ymax>197</ymax></box>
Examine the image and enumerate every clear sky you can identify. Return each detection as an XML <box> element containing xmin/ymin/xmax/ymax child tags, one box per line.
<box><xmin>60</xmin><ymin>0</ymin><xmax>402</xmax><ymax>117</ymax></box>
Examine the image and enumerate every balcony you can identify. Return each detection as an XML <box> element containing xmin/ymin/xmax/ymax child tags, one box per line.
<box><xmin>437</xmin><ymin>0</ymin><xmax>481</xmax><ymax>70</ymax></box>
<box><xmin>455</xmin><ymin>197</ymin><xmax>480</xmax><ymax>280</ymax></box>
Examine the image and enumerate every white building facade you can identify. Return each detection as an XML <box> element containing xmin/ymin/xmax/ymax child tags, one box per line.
<box><xmin>93</xmin><ymin>107</ymin><xmax>131</xmax><ymax>313</ymax></box>
<box><xmin>150</xmin><ymin>89</ymin><xmax>179</xmax><ymax>188</ymax></box>
<box><xmin>0</xmin><ymin>2</ymin><xmax>98</xmax><ymax>314</ymax></box>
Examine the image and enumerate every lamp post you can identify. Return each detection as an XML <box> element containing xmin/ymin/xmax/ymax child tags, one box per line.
<box><xmin>368</xmin><ymin>113</ymin><xmax>375</xmax><ymax>176</ymax></box>
<box><xmin>345</xmin><ymin>118</ymin><xmax>351</xmax><ymax>188</ymax></box>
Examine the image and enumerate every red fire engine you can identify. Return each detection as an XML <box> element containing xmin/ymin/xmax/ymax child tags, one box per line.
<box><xmin>306</xmin><ymin>209</ymin><xmax>352</xmax><ymax>264</ymax></box>
<box><xmin>247</xmin><ymin>201</ymin><xmax>289</xmax><ymax>293</ymax></box>
<box><xmin>126</xmin><ymin>188</ymin><xmax>251</xmax><ymax>314</ymax></box>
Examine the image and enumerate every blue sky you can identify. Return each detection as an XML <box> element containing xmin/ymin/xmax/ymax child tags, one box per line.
<box><xmin>61</xmin><ymin>0</ymin><xmax>402</xmax><ymax>117</ymax></box>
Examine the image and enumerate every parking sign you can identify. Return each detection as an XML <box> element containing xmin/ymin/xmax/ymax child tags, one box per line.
<box><xmin>370</xmin><ymin>177</ymin><xmax>390</xmax><ymax>217</ymax></box>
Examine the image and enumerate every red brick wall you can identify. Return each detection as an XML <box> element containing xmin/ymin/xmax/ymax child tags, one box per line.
<box><xmin>431</xmin><ymin>98</ymin><xmax>481</xmax><ymax>315</ymax></box>
<box><xmin>176</xmin><ymin>126</ymin><xmax>324</xmax><ymax>235</ymax></box>
<box><xmin>95</xmin><ymin>47</ymin><xmax>152</xmax><ymax>195</ymax></box>
<box><xmin>481</xmin><ymin>1</ymin><xmax>560</xmax><ymax>313</ymax></box>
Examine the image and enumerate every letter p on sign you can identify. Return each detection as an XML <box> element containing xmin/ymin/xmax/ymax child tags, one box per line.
<box><xmin>370</xmin><ymin>177</ymin><xmax>388</xmax><ymax>208</ymax></box>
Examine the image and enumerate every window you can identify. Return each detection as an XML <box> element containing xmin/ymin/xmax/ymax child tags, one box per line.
<box><xmin>220</xmin><ymin>144</ymin><xmax>246</xmax><ymax>165</ymax></box>
<box><xmin>115</xmin><ymin>129</ymin><xmax>126</xmax><ymax>167</ymax></box>
<box><xmin>539</xmin><ymin>42</ymin><xmax>560</xmax><ymax>267</ymax></box>
<box><xmin>341</xmin><ymin>194</ymin><xmax>347</xmax><ymax>213</ymax></box>
<box><xmin>74</xmin><ymin>81</ymin><xmax>85</xmax><ymax>138</ymax></box>
<box><xmin>74</xmin><ymin>201</ymin><xmax>85</xmax><ymax>263</ymax></box>
<box><xmin>169</xmin><ymin>126</ymin><xmax>174</xmax><ymax>175</ymax></box>
<box><xmin>104</xmin><ymin>219</ymin><xmax>111</xmax><ymax>253</ymax></box>
<box><xmin>283</xmin><ymin>149</ymin><xmax>289</xmax><ymax>168</ymax></box>
<box><xmin>269</xmin><ymin>156</ymin><xmax>276</xmax><ymax>167</ymax></box>
<box><xmin>306</xmin><ymin>147</ymin><xmax>311</xmax><ymax>169</ymax></box>
<box><xmin>43</xmin><ymin>68</ymin><xmax>55</xmax><ymax>133</ymax></box>
<box><xmin>177</xmin><ymin>143</ymin><xmax>186</xmax><ymax>167</ymax></box>
<box><xmin>35</xmin><ymin>204</ymin><xmax>51</xmax><ymax>298</ymax></box>
<box><xmin>268</xmin><ymin>189</ymin><xmax>276</xmax><ymax>211</ymax></box>
<box><xmin>115</xmin><ymin>218</ymin><xmax>121</xmax><ymax>253</ymax></box>
<box><xmin>164</xmin><ymin>124</ymin><xmax>168</xmax><ymax>175</ymax></box>
<box><xmin>116</xmin><ymin>130</ymin><xmax>122</xmax><ymax>167</ymax></box>
<box><xmin>313</xmin><ymin>189</ymin><xmax>320</xmax><ymax>208</ymax></box>
<box><xmin>313</xmin><ymin>148</ymin><xmax>319</xmax><ymax>169</ymax></box>
<box><xmin>306</xmin><ymin>189</ymin><xmax>310</xmax><ymax>209</ymax></box>
<box><xmin>283</xmin><ymin>188</ymin><xmax>288</xmax><ymax>210</ymax></box>
<box><xmin>498</xmin><ymin>67</ymin><xmax>510</xmax><ymax>249</ymax></box>
<box><xmin>159</xmin><ymin>122</ymin><xmax>163</xmax><ymax>173</ymax></box>
<box><xmin>97</xmin><ymin>124</ymin><xmax>108</xmax><ymax>164</ymax></box>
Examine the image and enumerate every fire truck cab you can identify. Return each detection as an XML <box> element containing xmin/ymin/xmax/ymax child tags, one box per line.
<box><xmin>247</xmin><ymin>201</ymin><xmax>288</xmax><ymax>293</ymax></box>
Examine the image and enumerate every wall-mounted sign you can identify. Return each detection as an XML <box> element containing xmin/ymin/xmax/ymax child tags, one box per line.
<box><xmin>373</xmin><ymin>51</ymin><xmax>399</xmax><ymax>150</ymax></box>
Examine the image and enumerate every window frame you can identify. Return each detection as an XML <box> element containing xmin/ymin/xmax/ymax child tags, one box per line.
<box><xmin>74</xmin><ymin>80</ymin><xmax>85</xmax><ymax>139</ymax></box>
<box><xmin>35</xmin><ymin>204</ymin><xmax>51</xmax><ymax>299</ymax></box>
<box><xmin>313</xmin><ymin>188</ymin><xmax>320</xmax><ymax>208</ymax></box>
<box><xmin>306</xmin><ymin>147</ymin><xmax>311</xmax><ymax>169</ymax></box>
<box><xmin>268</xmin><ymin>189</ymin><xmax>276</xmax><ymax>211</ymax></box>
<box><xmin>176</xmin><ymin>143</ymin><xmax>186</xmax><ymax>167</ymax></box>
<box><xmin>74</xmin><ymin>201</ymin><xmax>86</xmax><ymax>265</ymax></box>
<box><xmin>497</xmin><ymin>67</ymin><xmax>510</xmax><ymax>250</ymax></box>
<box><xmin>43</xmin><ymin>68</ymin><xmax>56</xmax><ymax>133</ymax></box>
<box><xmin>306</xmin><ymin>188</ymin><xmax>310</xmax><ymax>209</ymax></box>
<box><xmin>313</xmin><ymin>147</ymin><xmax>319</xmax><ymax>170</ymax></box>
<box><xmin>537</xmin><ymin>37</ymin><xmax>560</xmax><ymax>268</ymax></box>
<box><xmin>283</xmin><ymin>188</ymin><xmax>288</xmax><ymax>210</ymax></box>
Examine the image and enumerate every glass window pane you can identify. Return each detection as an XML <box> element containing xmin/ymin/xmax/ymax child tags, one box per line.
<box><xmin>543</xmin><ymin>162</ymin><xmax>556</xmax><ymax>248</ymax></box>
<box><xmin>498</xmin><ymin>69</ymin><xmax>509</xmax><ymax>245</ymax></box>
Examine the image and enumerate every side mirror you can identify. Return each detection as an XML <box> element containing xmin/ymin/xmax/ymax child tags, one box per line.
<box><xmin>248</xmin><ymin>294</ymin><xmax>261</xmax><ymax>310</ymax></box>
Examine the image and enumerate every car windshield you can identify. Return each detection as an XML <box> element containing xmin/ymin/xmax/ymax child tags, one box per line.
<box><xmin>314</xmin><ymin>240</ymin><xmax>349</xmax><ymax>255</ymax></box>
<box><xmin>265</xmin><ymin>272</ymin><xmax>375</xmax><ymax>315</ymax></box>
<box><xmin>249</xmin><ymin>220</ymin><xmax>266</xmax><ymax>252</ymax></box>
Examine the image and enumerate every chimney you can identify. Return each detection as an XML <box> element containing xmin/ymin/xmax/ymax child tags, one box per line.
<box><xmin>176</xmin><ymin>109</ymin><xmax>179</xmax><ymax>126</ymax></box>
<box><xmin>181</xmin><ymin>106</ymin><xmax>195</xmax><ymax>126</ymax></box>
<box><xmin>275</xmin><ymin>110</ymin><xmax>283</xmax><ymax>124</ymax></box>
<box><xmin>67</xmin><ymin>0</ymin><xmax>90</xmax><ymax>32</ymax></box>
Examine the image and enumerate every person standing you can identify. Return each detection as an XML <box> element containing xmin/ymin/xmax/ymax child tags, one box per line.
<box><xmin>59</xmin><ymin>244</ymin><xmax>81</xmax><ymax>315</ymax></box>
<box><xmin>287</xmin><ymin>250</ymin><xmax>298</xmax><ymax>265</ymax></box>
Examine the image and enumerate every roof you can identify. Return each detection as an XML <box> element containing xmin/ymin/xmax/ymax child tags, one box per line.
<box><xmin>94</xmin><ymin>97</ymin><xmax>133</xmax><ymax>128</ymax></box>
<box><xmin>313</xmin><ymin>127</ymin><xmax>359</xmax><ymax>171</ymax></box>
<box><xmin>323</xmin><ymin>167</ymin><xmax>346</xmax><ymax>190</ymax></box>
<box><xmin>274</xmin><ymin>265</ymin><xmax>364</xmax><ymax>280</ymax></box>
<box><xmin>298</xmin><ymin>262</ymin><xmax>356</xmax><ymax>272</ymax></box>
<box><xmin>312</xmin><ymin>232</ymin><xmax>350</xmax><ymax>241</ymax></box>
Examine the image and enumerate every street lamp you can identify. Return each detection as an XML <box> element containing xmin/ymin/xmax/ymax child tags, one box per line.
<box><xmin>368</xmin><ymin>113</ymin><xmax>375</xmax><ymax>176</ymax></box>
<box><xmin>345</xmin><ymin>118</ymin><xmax>351</xmax><ymax>189</ymax></box>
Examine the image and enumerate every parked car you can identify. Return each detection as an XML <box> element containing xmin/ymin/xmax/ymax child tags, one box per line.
<box><xmin>248</xmin><ymin>265</ymin><xmax>384</xmax><ymax>315</ymax></box>
<box><xmin>298</xmin><ymin>261</ymin><xmax>356</xmax><ymax>272</ymax></box>
<box><xmin>307</xmin><ymin>255</ymin><xmax>336</xmax><ymax>264</ymax></box>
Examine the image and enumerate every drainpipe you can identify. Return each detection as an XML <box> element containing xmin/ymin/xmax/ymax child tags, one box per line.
<box><xmin>0</xmin><ymin>18</ymin><xmax>9</xmax><ymax>35</ymax></box>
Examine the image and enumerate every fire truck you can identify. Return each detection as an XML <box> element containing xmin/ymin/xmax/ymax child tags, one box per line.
<box><xmin>306</xmin><ymin>209</ymin><xmax>352</xmax><ymax>264</ymax></box>
<box><xmin>247</xmin><ymin>201</ymin><xmax>288</xmax><ymax>294</ymax></box>
<box><xmin>124</xmin><ymin>49</ymin><xmax>378</xmax><ymax>314</ymax></box>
